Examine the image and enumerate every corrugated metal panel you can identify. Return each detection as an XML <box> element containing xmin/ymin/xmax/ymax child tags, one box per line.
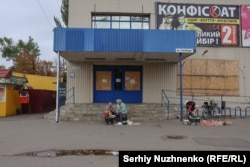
<box><xmin>94</xmin><ymin>29</ymin><xmax>143</xmax><ymax>52</ymax></box>
<box><xmin>21</xmin><ymin>90</ymin><xmax>56</xmax><ymax>114</ymax></box>
<box><xmin>54</xmin><ymin>28</ymin><xmax>196</xmax><ymax>53</ymax></box>
<box><xmin>53</xmin><ymin>28</ymin><xmax>66</xmax><ymax>52</ymax></box>
<box><xmin>143</xmin><ymin>30</ymin><xmax>196</xmax><ymax>52</ymax></box>
<box><xmin>67</xmin><ymin>62</ymin><xmax>93</xmax><ymax>103</ymax></box>
<box><xmin>143</xmin><ymin>63</ymin><xmax>177</xmax><ymax>103</ymax></box>
<box><xmin>67</xmin><ymin>62</ymin><xmax>177</xmax><ymax>103</ymax></box>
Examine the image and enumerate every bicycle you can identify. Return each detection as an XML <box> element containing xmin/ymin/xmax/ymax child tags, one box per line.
<box><xmin>201</xmin><ymin>99</ymin><xmax>217</xmax><ymax>120</ymax></box>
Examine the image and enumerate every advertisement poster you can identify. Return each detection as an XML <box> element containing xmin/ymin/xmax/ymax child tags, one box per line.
<box><xmin>241</xmin><ymin>5</ymin><xmax>250</xmax><ymax>47</ymax></box>
<box><xmin>156</xmin><ymin>3</ymin><xmax>240</xmax><ymax>47</ymax></box>
<box><xmin>59</xmin><ymin>83</ymin><xmax>66</xmax><ymax>106</ymax></box>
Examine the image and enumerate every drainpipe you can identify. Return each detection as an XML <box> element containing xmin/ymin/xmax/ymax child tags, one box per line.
<box><xmin>179</xmin><ymin>53</ymin><xmax>183</xmax><ymax>122</ymax></box>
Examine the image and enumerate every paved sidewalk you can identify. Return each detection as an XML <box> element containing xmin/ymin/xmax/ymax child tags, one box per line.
<box><xmin>0</xmin><ymin>114</ymin><xmax>250</xmax><ymax>167</ymax></box>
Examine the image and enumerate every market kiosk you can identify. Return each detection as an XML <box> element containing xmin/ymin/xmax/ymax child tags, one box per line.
<box><xmin>0</xmin><ymin>69</ymin><xmax>28</xmax><ymax>116</ymax></box>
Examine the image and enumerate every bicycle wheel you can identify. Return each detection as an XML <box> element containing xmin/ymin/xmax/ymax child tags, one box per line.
<box><xmin>202</xmin><ymin>106</ymin><xmax>211</xmax><ymax>120</ymax></box>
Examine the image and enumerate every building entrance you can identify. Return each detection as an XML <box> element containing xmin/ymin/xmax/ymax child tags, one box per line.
<box><xmin>93</xmin><ymin>66</ymin><xmax>142</xmax><ymax>103</ymax></box>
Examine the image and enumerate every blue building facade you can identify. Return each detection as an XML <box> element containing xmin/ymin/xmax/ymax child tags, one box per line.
<box><xmin>54</xmin><ymin>28</ymin><xmax>196</xmax><ymax>103</ymax></box>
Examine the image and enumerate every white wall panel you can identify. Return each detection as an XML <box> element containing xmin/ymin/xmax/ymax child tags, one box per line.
<box><xmin>143</xmin><ymin>63</ymin><xmax>177</xmax><ymax>103</ymax></box>
<box><xmin>70</xmin><ymin>0</ymin><xmax>250</xmax><ymax>28</ymax></box>
<box><xmin>67</xmin><ymin>62</ymin><xmax>93</xmax><ymax>103</ymax></box>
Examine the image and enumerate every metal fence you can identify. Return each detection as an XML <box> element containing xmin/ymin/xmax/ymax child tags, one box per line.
<box><xmin>162</xmin><ymin>89</ymin><xmax>250</xmax><ymax>119</ymax></box>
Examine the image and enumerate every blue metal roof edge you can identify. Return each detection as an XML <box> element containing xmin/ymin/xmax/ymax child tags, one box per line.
<box><xmin>53</xmin><ymin>28</ymin><xmax>196</xmax><ymax>53</ymax></box>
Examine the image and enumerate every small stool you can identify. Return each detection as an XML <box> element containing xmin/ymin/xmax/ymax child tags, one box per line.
<box><xmin>189</xmin><ymin>117</ymin><xmax>200</xmax><ymax>125</ymax></box>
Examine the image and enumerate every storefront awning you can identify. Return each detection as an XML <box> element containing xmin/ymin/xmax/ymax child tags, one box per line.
<box><xmin>53</xmin><ymin>28</ymin><xmax>197</xmax><ymax>63</ymax></box>
<box><xmin>0</xmin><ymin>69</ymin><xmax>28</xmax><ymax>86</ymax></box>
<box><xmin>0</xmin><ymin>69</ymin><xmax>11</xmax><ymax>78</ymax></box>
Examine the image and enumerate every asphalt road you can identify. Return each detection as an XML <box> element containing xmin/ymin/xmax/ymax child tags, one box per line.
<box><xmin>0</xmin><ymin>113</ymin><xmax>250</xmax><ymax>167</ymax></box>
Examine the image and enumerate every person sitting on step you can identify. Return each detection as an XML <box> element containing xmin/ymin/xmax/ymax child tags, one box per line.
<box><xmin>103</xmin><ymin>102</ymin><xmax>116</xmax><ymax>125</ymax></box>
<box><xmin>115</xmin><ymin>99</ymin><xmax>128</xmax><ymax>123</ymax></box>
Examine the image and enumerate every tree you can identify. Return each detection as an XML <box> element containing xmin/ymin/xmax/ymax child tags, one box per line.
<box><xmin>13</xmin><ymin>51</ymin><xmax>38</xmax><ymax>74</ymax></box>
<box><xmin>0</xmin><ymin>37</ymin><xmax>40</xmax><ymax>60</ymax></box>
<box><xmin>0</xmin><ymin>37</ymin><xmax>40</xmax><ymax>72</ymax></box>
<box><xmin>36</xmin><ymin>59</ymin><xmax>56</xmax><ymax>76</ymax></box>
<box><xmin>0</xmin><ymin>37</ymin><xmax>56</xmax><ymax>76</ymax></box>
<box><xmin>53</xmin><ymin>58</ymin><xmax>67</xmax><ymax>82</ymax></box>
<box><xmin>54</xmin><ymin>0</ymin><xmax>68</xmax><ymax>27</ymax></box>
<box><xmin>54</xmin><ymin>0</ymin><xmax>69</xmax><ymax>82</ymax></box>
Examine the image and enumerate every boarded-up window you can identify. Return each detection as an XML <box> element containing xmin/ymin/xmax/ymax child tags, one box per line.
<box><xmin>125</xmin><ymin>71</ymin><xmax>140</xmax><ymax>90</ymax></box>
<box><xmin>177</xmin><ymin>59</ymin><xmax>239</xmax><ymax>96</ymax></box>
<box><xmin>96</xmin><ymin>71</ymin><xmax>111</xmax><ymax>90</ymax></box>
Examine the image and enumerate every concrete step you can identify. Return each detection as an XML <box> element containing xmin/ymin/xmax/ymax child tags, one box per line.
<box><xmin>43</xmin><ymin>103</ymin><xmax>180</xmax><ymax>122</ymax></box>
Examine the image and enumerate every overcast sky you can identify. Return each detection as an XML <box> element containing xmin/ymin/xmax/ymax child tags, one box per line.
<box><xmin>0</xmin><ymin>0</ymin><xmax>61</xmax><ymax>68</ymax></box>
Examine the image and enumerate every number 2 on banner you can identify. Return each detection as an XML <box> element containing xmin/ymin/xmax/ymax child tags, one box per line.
<box><xmin>221</xmin><ymin>25</ymin><xmax>237</xmax><ymax>45</ymax></box>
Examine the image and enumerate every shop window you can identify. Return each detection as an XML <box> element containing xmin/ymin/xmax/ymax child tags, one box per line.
<box><xmin>92</xmin><ymin>14</ymin><xmax>150</xmax><ymax>29</ymax></box>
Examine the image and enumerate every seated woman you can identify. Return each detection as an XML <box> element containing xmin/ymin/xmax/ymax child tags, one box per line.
<box><xmin>115</xmin><ymin>99</ymin><xmax>128</xmax><ymax>123</ymax></box>
<box><xmin>185</xmin><ymin>100</ymin><xmax>200</xmax><ymax>124</ymax></box>
<box><xmin>103</xmin><ymin>102</ymin><xmax>116</xmax><ymax>125</ymax></box>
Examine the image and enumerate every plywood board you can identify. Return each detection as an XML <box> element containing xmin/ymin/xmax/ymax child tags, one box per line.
<box><xmin>223</xmin><ymin>90</ymin><xmax>239</xmax><ymax>96</ymax></box>
<box><xmin>177</xmin><ymin>76</ymin><xmax>192</xmax><ymax>89</ymax></box>
<box><xmin>206</xmin><ymin>77</ymin><xmax>225</xmax><ymax>89</ymax></box>
<box><xmin>177</xmin><ymin>89</ymin><xmax>208</xmax><ymax>96</ymax></box>
<box><xmin>176</xmin><ymin>88</ymin><xmax>192</xmax><ymax>96</ymax></box>
<box><xmin>224</xmin><ymin>77</ymin><xmax>239</xmax><ymax>89</ymax></box>
<box><xmin>192</xmin><ymin>76</ymin><xmax>207</xmax><ymax>89</ymax></box>
<box><xmin>125</xmin><ymin>71</ymin><xmax>140</xmax><ymax>90</ymax></box>
<box><xmin>177</xmin><ymin>59</ymin><xmax>239</xmax><ymax>96</ymax></box>
<box><xmin>207</xmin><ymin>89</ymin><xmax>224</xmax><ymax>96</ymax></box>
<box><xmin>188</xmin><ymin>89</ymin><xmax>207</xmax><ymax>96</ymax></box>
<box><xmin>96</xmin><ymin>71</ymin><xmax>111</xmax><ymax>90</ymax></box>
<box><xmin>207</xmin><ymin>60</ymin><xmax>225</xmax><ymax>76</ymax></box>
<box><xmin>191</xmin><ymin>59</ymin><xmax>207</xmax><ymax>75</ymax></box>
<box><xmin>225</xmin><ymin>60</ymin><xmax>239</xmax><ymax>76</ymax></box>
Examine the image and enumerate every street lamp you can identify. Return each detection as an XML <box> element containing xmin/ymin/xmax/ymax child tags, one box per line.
<box><xmin>202</xmin><ymin>50</ymin><xmax>208</xmax><ymax>56</ymax></box>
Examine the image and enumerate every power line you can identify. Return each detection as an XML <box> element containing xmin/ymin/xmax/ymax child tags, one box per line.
<box><xmin>36</xmin><ymin>0</ymin><xmax>53</xmax><ymax>29</ymax></box>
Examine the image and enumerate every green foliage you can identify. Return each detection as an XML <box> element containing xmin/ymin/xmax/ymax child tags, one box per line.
<box><xmin>0</xmin><ymin>36</ymin><xmax>40</xmax><ymax>60</ymax></box>
<box><xmin>54</xmin><ymin>16</ymin><xmax>63</xmax><ymax>27</ymax></box>
<box><xmin>18</xmin><ymin>37</ymin><xmax>40</xmax><ymax>56</ymax></box>
<box><xmin>54</xmin><ymin>0</ymin><xmax>68</xmax><ymax>27</ymax></box>
<box><xmin>0</xmin><ymin>37</ymin><xmax>20</xmax><ymax>60</ymax></box>
<box><xmin>0</xmin><ymin>36</ymin><xmax>52</xmax><ymax>75</ymax></box>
